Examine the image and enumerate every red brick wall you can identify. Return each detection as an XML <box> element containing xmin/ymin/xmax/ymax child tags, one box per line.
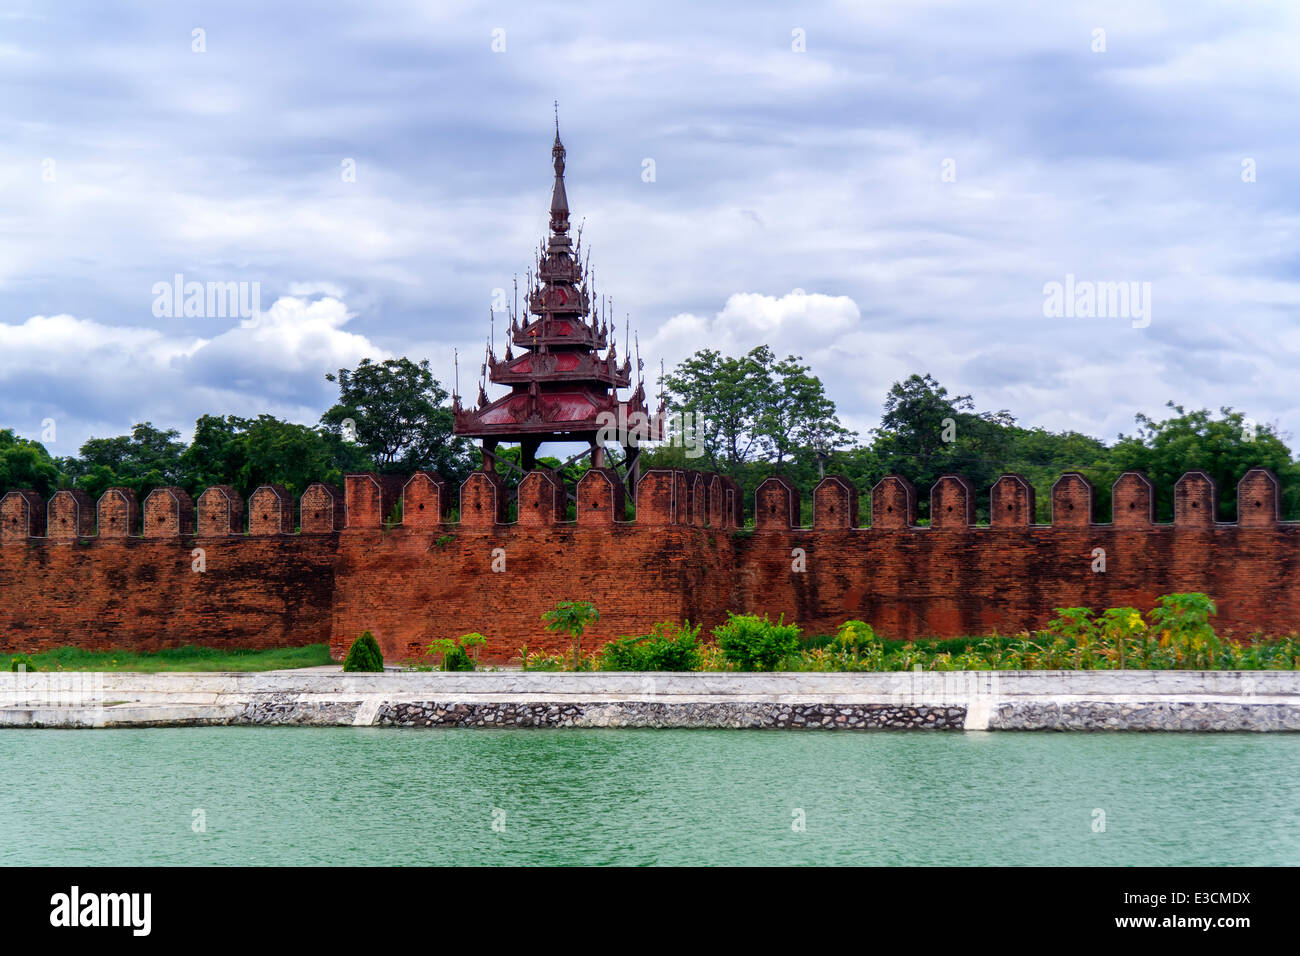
<box><xmin>97</xmin><ymin>488</ymin><xmax>138</xmax><ymax>538</ymax></box>
<box><xmin>730</xmin><ymin>525</ymin><xmax>1300</xmax><ymax>644</ymax></box>
<box><xmin>328</xmin><ymin>525</ymin><xmax>736</xmax><ymax>662</ymax></box>
<box><xmin>197</xmin><ymin>486</ymin><xmax>244</xmax><ymax>536</ymax></box>
<box><xmin>1</xmin><ymin>468</ymin><xmax>1298</xmax><ymax>663</ymax></box>
<box><xmin>143</xmin><ymin>487</ymin><xmax>194</xmax><ymax>538</ymax></box>
<box><xmin>0</xmin><ymin>536</ymin><xmax>337</xmax><ymax>652</ymax></box>
<box><xmin>301</xmin><ymin>483</ymin><xmax>343</xmax><ymax>533</ymax></box>
<box><xmin>402</xmin><ymin>473</ymin><xmax>450</xmax><ymax>529</ymax></box>
<box><xmin>47</xmin><ymin>490</ymin><xmax>95</xmax><ymax>539</ymax></box>
<box><xmin>249</xmin><ymin>485</ymin><xmax>294</xmax><ymax>535</ymax></box>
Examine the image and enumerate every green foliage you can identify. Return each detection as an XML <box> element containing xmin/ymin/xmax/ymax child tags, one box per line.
<box><xmin>654</xmin><ymin>345</ymin><xmax>854</xmax><ymax>509</ymax></box>
<box><xmin>17</xmin><ymin>352</ymin><xmax>474</xmax><ymax>506</ymax></box>
<box><xmin>1022</xmin><ymin>593</ymin><xmax>1248</xmax><ymax>670</ymax></box>
<box><xmin>519</xmin><ymin>650</ymin><xmax>573</xmax><ymax>671</ymax></box>
<box><xmin>11</xmin><ymin>346</ymin><xmax>1297</xmax><ymax>536</ymax></box>
<box><xmin>9</xmin><ymin>653</ymin><xmax>38</xmax><ymax>672</ymax></box>
<box><xmin>342</xmin><ymin>631</ymin><xmax>385</xmax><ymax>672</ymax></box>
<box><xmin>1146</xmin><ymin>592</ymin><xmax>1221</xmax><ymax>669</ymax></box>
<box><xmin>425</xmin><ymin>632</ymin><xmax>484</xmax><ymax>671</ymax></box>
<box><xmin>0</xmin><ymin>429</ymin><xmax>60</xmax><ymax>498</ymax></box>
<box><xmin>485</xmin><ymin>446</ymin><xmax>590</xmax><ymax>497</ymax></box>
<box><xmin>652</xmin><ymin>352</ymin><xmax>1300</xmax><ymax>527</ymax></box>
<box><xmin>713</xmin><ymin>612</ymin><xmax>802</xmax><ymax>671</ymax></box>
<box><xmin>865</xmin><ymin>374</ymin><xmax>1016</xmax><ymax>522</ymax></box>
<box><xmin>180</xmin><ymin>413</ymin><xmax>368</xmax><ymax>501</ymax></box>
<box><xmin>9</xmin><ymin>644</ymin><xmax>332</xmax><ymax>672</ymax></box>
<box><xmin>580</xmin><ymin>595</ymin><xmax>1295</xmax><ymax>673</ymax></box>
<box><xmin>515</xmin><ymin>641</ymin><xmax>597</xmax><ymax>671</ymax></box>
<box><xmin>1108</xmin><ymin>404</ymin><xmax>1298</xmax><ymax>521</ymax></box>
<box><xmin>53</xmin><ymin>414</ymin><xmax>370</xmax><ymax>505</ymax></box>
<box><xmin>321</xmin><ymin>356</ymin><xmax>471</xmax><ymax>483</ymax></box>
<box><xmin>659</xmin><ymin>347</ymin><xmax>769</xmax><ymax>477</ymax></box>
<box><xmin>441</xmin><ymin>643</ymin><xmax>474</xmax><ymax>671</ymax></box>
<box><xmin>836</xmin><ymin>619</ymin><xmax>875</xmax><ymax>649</ymax></box>
<box><xmin>599</xmin><ymin>622</ymin><xmax>703</xmax><ymax>671</ymax></box>
<box><xmin>543</xmin><ymin>600</ymin><xmax>599</xmax><ymax>669</ymax></box>
<box><xmin>60</xmin><ymin>422</ymin><xmax>187</xmax><ymax>503</ymax></box>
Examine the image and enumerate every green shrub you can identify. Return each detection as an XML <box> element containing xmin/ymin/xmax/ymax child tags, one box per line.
<box><xmin>599</xmin><ymin>622</ymin><xmax>702</xmax><ymax>671</ymax></box>
<box><xmin>425</xmin><ymin>633</ymin><xmax>485</xmax><ymax>671</ymax></box>
<box><xmin>9</xmin><ymin>654</ymin><xmax>37</xmax><ymax>673</ymax></box>
<box><xmin>440</xmin><ymin>643</ymin><xmax>475</xmax><ymax>672</ymax></box>
<box><xmin>713</xmin><ymin>612</ymin><xmax>801</xmax><ymax>671</ymax></box>
<box><xmin>342</xmin><ymin>631</ymin><xmax>385</xmax><ymax>672</ymax></box>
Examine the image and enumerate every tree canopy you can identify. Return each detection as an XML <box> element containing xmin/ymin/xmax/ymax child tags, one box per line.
<box><xmin>3</xmin><ymin>350</ymin><xmax>1294</xmax><ymax>527</ymax></box>
<box><xmin>656</xmin><ymin>345</ymin><xmax>853</xmax><ymax>495</ymax></box>
<box><xmin>648</xmin><ymin>350</ymin><xmax>1299</xmax><ymax>525</ymax></box>
<box><xmin>17</xmin><ymin>356</ymin><xmax>464</xmax><ymax>512</ymax></box>
<box><xmin>0</xmin><ymin>429</ymin><xmax>60</xmax><ymax>498</ymax></box>
<box><xmin>320</xmin><ymin>357</ymin><xmax>470</xmax><ymax>483</ymax></box>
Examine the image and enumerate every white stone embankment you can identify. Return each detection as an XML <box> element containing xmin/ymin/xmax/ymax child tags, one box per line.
<box><xmin>1</xmin><ymin>669</ymin><xmax>1297</xmax><ymax>731</ymax></box>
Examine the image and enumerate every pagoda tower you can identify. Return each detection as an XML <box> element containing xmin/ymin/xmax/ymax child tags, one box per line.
<box><xmin>453</xmin><ymin>120</ymin><xmax>663</xmax><ymax>498</ymax></box>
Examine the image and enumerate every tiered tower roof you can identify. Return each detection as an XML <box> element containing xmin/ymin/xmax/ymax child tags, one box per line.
<box><xmin>453</xmin><ymin>124</ymin><xmax>660</xmax><ymax>451</ymax></box>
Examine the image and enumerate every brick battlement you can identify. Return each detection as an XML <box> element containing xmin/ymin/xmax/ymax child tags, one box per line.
<box><xmin>1</xmin><ymin>467</ymin><xmax>1297</xmax><ymax>662</ymax></box>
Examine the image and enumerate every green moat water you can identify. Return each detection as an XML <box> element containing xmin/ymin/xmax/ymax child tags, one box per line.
<box><xmin>2</xmin><ymin>727</ymin><xmax>1297</xmax><ymax>866</ymax></box>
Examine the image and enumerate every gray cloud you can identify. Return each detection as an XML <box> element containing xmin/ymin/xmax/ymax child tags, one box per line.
<box><xmin>0</xmin><ymin>0</ymin><xmax>1297</xmax><ymax>455</ymax></box>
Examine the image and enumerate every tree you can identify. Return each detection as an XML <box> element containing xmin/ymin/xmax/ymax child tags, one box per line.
<box><xmin>542</xmin><ymin>600</ymin><xmax>599</xmax><ymax>670</ymax></box>
<box><xmin>179</xmin><ymin>414</ymin><xmax>250</xmax><ymax>495</ymax></box>
<box><xmin>1107</xmin><ymin>403</ymin><xmax>1298</xmax><ymax>521</ymax></box>
<box><xmin>342</xmin><ymin>631</ymin><xmax>385</xmax><ymax>672</ymax></box>
<box><xmin>658</xmin><ymin>347</ymin><xmax>854</xmax><ymax>517</ymax></box>
<box><xmin>871</xmin><ymin>374</ymin><xmax>1014</xmax><ymax>519</ymax></box>
<box><xmin>0</xmin><ymin>430</ymin><xmax>60</xmax><ymax>498</ymax></box>
<box><xmin>70</xmin><ymin>414</ymin><xmax>372</xmax><ymax>503</ymax></box>
<box><xmin>62</xmin><ymin>422</ymin><xmax>186</xmax><ymax>501</ymax></box>
<box><xmin>321</xmin><ymin>357</ymin><xmax>471</xmax><ymax>482</ymax></box>
<box><xmin>1001</xmin><ymin>426</ymin><xmax>1113</xmax><ymax>521</ymax></box>
<box><xmin>662</xmin><ymin>347</ymin><xmax>769</xmax><ymax>477</ymax></box>
<box><xmin>237</xmin><ymin>415</ymin><xmax>368</xmax><ymax>499</ymax></box>
<box><xmin>760</xmin><ymin>354</ymin><xmax>855</xmax><ymax>473</ymax></box>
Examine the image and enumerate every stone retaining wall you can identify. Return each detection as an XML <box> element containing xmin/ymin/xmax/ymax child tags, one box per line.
<box><xmin>990</xmin><ymin>700</ymin><xmax>1300</xmax><ymax>732</ymax></box>
<box><xmin>2</xmin><ymin>670</ymin><xmax>1299</xmax><ymax>731</ymax></box>
<box><xmin>374</xmin><ymin>700</ymin><xmax>966</xmax><ymax>730</ymax></box>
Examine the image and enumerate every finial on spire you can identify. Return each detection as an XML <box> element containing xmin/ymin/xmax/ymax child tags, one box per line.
<box><xmin>549</xmin><ymin>107</ymin><xmax>569</xmax><ymax>234</ymax></box>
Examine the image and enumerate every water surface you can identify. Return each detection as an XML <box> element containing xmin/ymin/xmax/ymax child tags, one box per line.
<box><xmin>1</xmin><ymin>727</ymin><xmax>1296</xmax><ymax>865</ymax></box>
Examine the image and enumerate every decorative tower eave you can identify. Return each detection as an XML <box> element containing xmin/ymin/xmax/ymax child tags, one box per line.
<box><xmin>453</xmin><ymin>119</ymin><xmax>663</xmax><ymax>481</ymax></box>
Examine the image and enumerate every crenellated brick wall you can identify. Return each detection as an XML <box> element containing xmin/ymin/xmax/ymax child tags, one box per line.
<box><xmin>1</xmin><ymin>467</ymin><xmax>1298</xmax><ymax>663</ymax></box>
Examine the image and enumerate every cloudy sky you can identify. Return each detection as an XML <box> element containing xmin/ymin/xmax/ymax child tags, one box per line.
<box><xmin>1</xmin><ymin>0</ymin><xmax>1297</xmax><ymax>457</ymax></box>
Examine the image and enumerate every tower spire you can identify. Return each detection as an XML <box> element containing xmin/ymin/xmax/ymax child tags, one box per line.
<box><xmin>550</xmin><ymin>107</ymin><xmax>569</xmax><ymax>238</ymax></box>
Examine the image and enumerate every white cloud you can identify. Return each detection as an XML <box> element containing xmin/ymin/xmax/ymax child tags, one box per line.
<box><xmin>0</xmin><ymin>296</ymin><xmax>385</xmax><ymax>449</ymax></box>
<box><xmin>645</xmin><ymin>291</ymin><xmax>862</xmax><ymax>370</ymax></box>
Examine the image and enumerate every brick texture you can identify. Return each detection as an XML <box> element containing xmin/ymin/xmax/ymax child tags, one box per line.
<box><xmin>1</xmin><ymin>467</ymin><xmax>1298</xmax><ymax>664</ymax></box>
<box><xmin>47</xmin><ymin>490</ymin><xmax>95</xmax><ymax>539</ymax></box>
